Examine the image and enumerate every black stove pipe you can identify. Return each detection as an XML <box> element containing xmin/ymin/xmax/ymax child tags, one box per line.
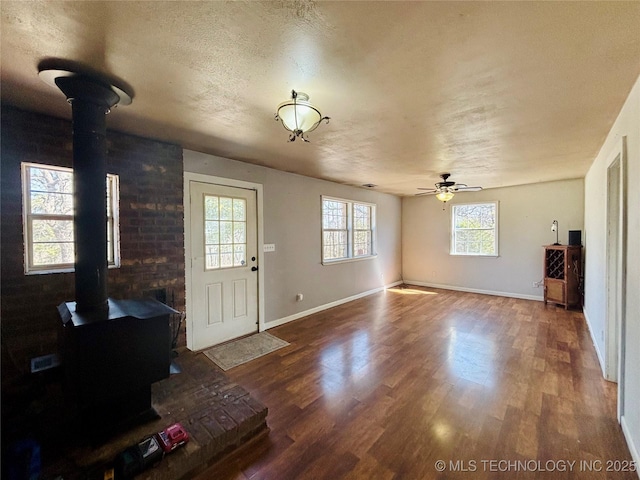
<box><xmin>55</xmin><ymin>75</ymin><xmax>120</xmax><ymax>313</ymax></box>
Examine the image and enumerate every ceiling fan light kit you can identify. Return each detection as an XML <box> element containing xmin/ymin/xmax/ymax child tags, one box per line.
<box><xmin>435</xmin><ymin>191</ymin><xmax>455</xmax><ymax>202</ymax></box>
<box><xmin>416</xmin><ymin>173</ymin><xmax>483</xmax><ymax>203</ymax></box>
<box><xmin>274</xmin><ymin>90</ymin><xmax>330</xmax><ymax>142</ymax></box>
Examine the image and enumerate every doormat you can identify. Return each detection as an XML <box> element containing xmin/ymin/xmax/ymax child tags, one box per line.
<box><xmin>202</xmin><ymin>332</ymin><xmax>289</xmax><ymax>371</ymax></box>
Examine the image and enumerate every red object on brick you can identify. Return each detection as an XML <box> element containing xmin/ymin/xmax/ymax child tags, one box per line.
<box><xmin>157</xmin><ymin>423</ymin><xmax>189</xmax><ymax>453</ymax></box>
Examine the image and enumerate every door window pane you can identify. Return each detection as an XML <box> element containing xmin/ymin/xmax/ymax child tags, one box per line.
<box><xmin>204</xmin><ymin>195</ymin><xmax>247</xmax><ymax>270</ymax></box>
<box><xmin>206</xmin><ymin>245</ymin><xmax>220</xmax><ymax>269</ymax></box>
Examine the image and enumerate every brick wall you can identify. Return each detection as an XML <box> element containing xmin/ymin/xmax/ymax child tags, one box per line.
<box><xmin>1</xmin><ymin>105</ymin><xmax>185</xmax><ymax>385</ymax></box>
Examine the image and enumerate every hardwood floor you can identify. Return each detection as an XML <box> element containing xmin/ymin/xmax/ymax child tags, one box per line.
<box><xmin>194</xmin><ymin>286</ymin><xmax>636</xmax><ymax>479</ymax></box>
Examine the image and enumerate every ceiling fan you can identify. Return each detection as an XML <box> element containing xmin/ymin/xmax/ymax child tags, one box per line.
<box><xmin>416</xmin><ymin>173</ymin><xmax>483</xmax><ymax>202</ymax></box>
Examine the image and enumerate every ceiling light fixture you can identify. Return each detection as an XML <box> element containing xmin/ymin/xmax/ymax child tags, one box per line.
<box><xmin>274</xmin><ymin>90</ymin><xmax>330</xmax><ymax>142</ymax></box>
<box><xmin>435</xmin><ymin>190</ymin><xmax>455</xmax><ymax>203</ymax></box>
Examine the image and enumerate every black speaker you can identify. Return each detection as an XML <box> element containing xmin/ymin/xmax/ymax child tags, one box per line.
<box><xmin>569</xmin><ymin>230</ymin><xmax>581</xmax><ymax>246</ymax></box>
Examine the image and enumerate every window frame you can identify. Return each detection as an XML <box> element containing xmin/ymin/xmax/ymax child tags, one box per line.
<box><xmin>450</xmin><ymin>201</ymin><xmax>499</xmax><ymax>257</ymax></box>
<box><xmin>21</xmin><ymin>162</ymin><xmax>121</xmax><ymax>274</ymax></box>
<box><xmin>202</xmin><ymin>193</ymin><xmax>248</xmax><ymax>271</ymax></box>
<box><xmin>321</xmin><ymin>195</ymin><xmax>377</xmax><ymax>265</ymax></box>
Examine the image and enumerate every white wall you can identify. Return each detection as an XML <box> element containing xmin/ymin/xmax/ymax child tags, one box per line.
<box><xmin>402</xmin><ymin>179</ymin><xmax>584</xmax><ymax>299</ymax></box>
<box><xmin>584</xmin><ymin>75</ymin><xmax>640</xmax><ymax>465</ymax></box>
<box><xmin>184</xmin><ymin>149</ymin><xmax>402</xmax><ymax>325</ymax></box>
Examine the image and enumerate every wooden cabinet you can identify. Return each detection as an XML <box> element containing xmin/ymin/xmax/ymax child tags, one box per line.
<box><xmin>543</xmin><ymin>245</ymin><xmax>582</xmax><ymax>309</ymax></box>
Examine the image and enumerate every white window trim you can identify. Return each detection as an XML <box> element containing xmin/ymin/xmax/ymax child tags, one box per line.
<box><xmin>21</xmin><ymin>162</ymin><xmax>121</xmax><ymax>274</ymax></box>
<box><xmin>450</xmin><ymin>200</ymin><xmax>499</xmax><ymax>257</ymax></box>
<box><xmin>107</xmin><ymin>174</ymin><xmax>121</xmax><ymax>269</ymax></box>
<box><xmin>321</xmin><ymin>195</ymin><xmax>377</xmax><ymax>265</ymax></box>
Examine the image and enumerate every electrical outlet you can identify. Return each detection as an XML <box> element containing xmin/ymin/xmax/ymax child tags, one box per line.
<box><xmin>296</xmin><ymin>293</ymin><xmax>304</xmax><ymax>302</ymax></box>
<box><xmin>532</xmin><ymin>281</ymin><xmax>538</xmax><ymax>288</ymax></box>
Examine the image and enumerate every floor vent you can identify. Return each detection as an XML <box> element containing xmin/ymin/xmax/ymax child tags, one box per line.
<box><xmin>31</xmin><ymin>353</ymin><xmax>60</xmax><ymax>373</ymax></box>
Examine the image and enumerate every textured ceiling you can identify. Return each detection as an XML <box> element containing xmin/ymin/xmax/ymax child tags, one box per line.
<box><xmin>2</xmin><ymin>1</ymin><xmax>640</xmax><ymax>196</ymax></box>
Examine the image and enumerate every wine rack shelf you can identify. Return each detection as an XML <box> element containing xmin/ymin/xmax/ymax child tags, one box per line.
<box><xmin>543</xmin><ymin>245</ymin><xmax>582</xmax><ymax>309</ymax></box>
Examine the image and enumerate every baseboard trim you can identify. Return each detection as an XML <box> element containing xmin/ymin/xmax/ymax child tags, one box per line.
<box><xmin>265</xmin><ymin>280</ymin><xmax>403</xmax><ymax>329</ymax></box>
<box><xmin>583</xmin><ymin>308</ymin><xmax>607</xmax><ymax>377</ymax></box>
<box><xmin>621</xmin><ymin>416</ymin><xmax>640</xmax><ymax>479</ymax></box>
<box><xmin>402</xmin><ymin>280</ymin><xmax>544</xmax><ymax>302</ymax></box>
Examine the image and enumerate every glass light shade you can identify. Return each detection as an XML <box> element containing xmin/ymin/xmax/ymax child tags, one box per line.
<box><xmin>436</xmin><ymin>191</ymin><xmax>455</xmax><ymax>202</ymax></box>
<box><xmin>275</xmin><ymin>90</ymin><xmax>329</xmax><ymax>142</ymax></box>
<box><xmin>276</xmin><ymin>99</ymin><xmax>323</xmax><ymax>133</ymax></box>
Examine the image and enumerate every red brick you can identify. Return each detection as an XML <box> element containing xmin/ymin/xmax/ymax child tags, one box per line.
<box><xmin>1</xmin><ymin>106</ymin><xmax>186</xmax><ymax>386</ymax></box>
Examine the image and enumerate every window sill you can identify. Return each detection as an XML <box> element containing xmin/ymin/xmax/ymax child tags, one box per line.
<box><xmin>25</xmin><ymin>263</ymin><xmax>121</xmax><ymax>275</ymax></box>
<box><xmin>322</xmin><ymin>254</ymin><xmax>377</xmax><ymax>266</ymax></box>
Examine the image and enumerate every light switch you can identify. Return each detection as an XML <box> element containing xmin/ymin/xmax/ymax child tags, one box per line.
<box><xmin>263</xmin><ymin>243</ymin><xmax>276</xmax><ymax>252</ymax></box>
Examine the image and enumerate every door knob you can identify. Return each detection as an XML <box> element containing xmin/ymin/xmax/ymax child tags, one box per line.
<box><xmin>251</xmin><ymin>266</ymin><xmax>258</xmax><ymax>271</ymax></box>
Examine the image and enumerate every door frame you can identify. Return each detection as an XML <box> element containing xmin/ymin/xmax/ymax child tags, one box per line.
<box><xmin>604</xmin><ymin>136</ymin><xmax>627</xmax><ymax>421</ymax></box>
<box><xmin>184</xmin><ymin>172</ymin><xmax>265</xmax><ymax>350</ymax></box>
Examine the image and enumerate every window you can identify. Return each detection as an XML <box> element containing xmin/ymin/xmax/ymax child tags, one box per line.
<box><xmin>322</xmin><ymin>196</ymin><xmax>376</xmax><ymax>263</ymax></box>
<box><xmin>203</xmin><ymin>194</ymin><xmax>247</xmax><ymax>269</ymax></box>
<box><xmin>353</xmin><ymin>203</ymin><xmax>373</xmax><ymax>257</ymax></box>
<box><xmin>22</xmin><ymin>163</ymin><xmax>120</xmax><ymax>274</ymax></box>
<box><xmin>451</xmin><ymin>202</ymin><xmax>498</xmax><ymax>256</ymax></box>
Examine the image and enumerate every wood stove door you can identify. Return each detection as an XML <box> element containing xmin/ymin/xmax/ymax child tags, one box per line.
<box><xmin>190</xmin><ymin>181</ymin><xmax>258</xmax><ymax>349</ymax></box>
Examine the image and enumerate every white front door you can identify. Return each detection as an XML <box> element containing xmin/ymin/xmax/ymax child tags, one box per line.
<box><xmin>189</xmin><ymin>181</ymin><xmax>258</xmax><ymax>350</ymax></box>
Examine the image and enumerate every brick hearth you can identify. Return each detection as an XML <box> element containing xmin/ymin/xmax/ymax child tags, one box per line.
<box><xmin>32</xmin><ymin>350</ymin><xmax>268</xmax><ymax>479</ymax></box>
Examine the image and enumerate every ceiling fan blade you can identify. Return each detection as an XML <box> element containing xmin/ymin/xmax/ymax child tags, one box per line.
<box><xmin>415</xmin><ymin>191</ymin><xmax>438</xmax><ymax>196</ymax></box>
<box><xmin>421</xmin><ymin>174</ymin><xmax>482</xmax><ymax>195</ymax></box>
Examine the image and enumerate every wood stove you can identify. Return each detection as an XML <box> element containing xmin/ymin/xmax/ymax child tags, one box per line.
<box><xmin>58</xmin><ymin>299</ymin><xmax>175</xmax><ymax>434</ymax></box>
<box><xmin>38</xmin><ymin>60</ymin><xmax>174</xmax><ymax>437</ymax></box>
